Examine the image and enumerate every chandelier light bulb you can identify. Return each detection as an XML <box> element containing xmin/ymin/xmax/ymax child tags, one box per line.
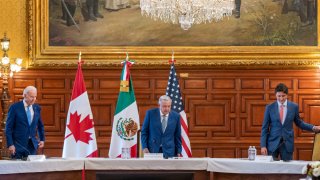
<box><xmin>10</xmin><ymin>64</ymin><xmax>16</xmax><ymax>72</ymax></box>
<box><xmin>15</xmin><ymin>58</ymin><xmax>22</xmax><ymax>65</ymax></box>
<box><xmin>2</xmin><ymin>56</ymin><xmax>10</xmax><ymax>65</ymax></box>
<box><xmin>1</xmin><ymin>33</ymin><xmax>10</xmax><ymax>51</ymax></box>
<box><xmin>1</xmin><ymin>41</ymin><xmax>9</xmax><ymax>51</ymax></box>
<box><xmin>15</xmin><ymin>65</ymin><xmax>21</xmax><ymax>72</ymax></box>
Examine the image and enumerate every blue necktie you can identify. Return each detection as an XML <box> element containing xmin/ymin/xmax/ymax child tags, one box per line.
<box><xmin>26</xmin><ymin>105</ymin><xmax>32</xmax><ymax>125</ymax></box>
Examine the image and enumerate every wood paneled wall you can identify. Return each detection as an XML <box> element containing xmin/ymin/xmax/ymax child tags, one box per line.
<box><xmin>3</xmin><ymin>68</ymin><xmax>320</xmax><ymax>160</ymax></box>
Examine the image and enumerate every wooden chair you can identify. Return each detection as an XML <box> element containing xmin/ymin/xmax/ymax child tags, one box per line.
<box><xmin>312</xmin><ymin>133</ymin><xmax>320</xmax><ymax>161</ymax></box>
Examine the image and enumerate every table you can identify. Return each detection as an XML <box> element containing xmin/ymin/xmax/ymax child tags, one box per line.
<box><xmin>85</xmin><ymin>158</ymin><xmax>210</xmax><ymax>180</ymax></box>
<box><xmin>0</xmin><ymin>158</ymin><xmax>84</xmax><ymax>180</ymax></box>
<box><xmin>207</xmin><ymin>158</ymin><xmax>308</xmax><ymax>180</ymax></box>
<box><xmin>0</xmin><ymin>157</ymin><xmax>309</xmax><ymax>180</ymax></box>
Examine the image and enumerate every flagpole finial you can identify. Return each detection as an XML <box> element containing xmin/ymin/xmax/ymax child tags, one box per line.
<box><xmin>78</xmin><ymin>51</ymin><xmax>82</xmax><ymax>63</ymax></box>
<box><xmin>126</xmin><ymin>52</ymin><xmax>129</xmax><ymax>61</ymax></box>
<box><xmin>169</xmin><ymin>50</ymin><xmax>176</xmax><ymax>64</ymax></box>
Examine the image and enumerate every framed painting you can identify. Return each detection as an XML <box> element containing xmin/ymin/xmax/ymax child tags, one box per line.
<box><xmin>28</xmin><ymin>0</ymin><xmax>320</xmax><ymax>69</ymax></box>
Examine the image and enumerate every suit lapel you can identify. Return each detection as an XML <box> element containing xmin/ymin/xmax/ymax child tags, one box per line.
<box><xmin>283</xmin><ymin>102</ymin><xmax>292</xmax><ymax>126</ymax></box>
<box><xmin>156</xmin><ymin>108</ymin><xmax>163</xmax><ymax>133</ymax></box>
<box><xmin>272</xmin><ymin>102</ymin><xmax>282</xmax><ymax>125</ymax></box>
<box><xmin>164</xmin><ymin>111</ymin><xmax>174</xmax><ymax>134</ymax></box>
<box><xmin>22</xmin><ymin>102</ymin><xmax>39</xmax><ymax>126</ymax></box>
<box><xmin>18</xmin><ymin>101</ymin><xmax>29</xmax><ymax>125</ymax></box>
<box><xmin>161</xmin><ymin>111</ymin><xmax>173</xmax><ymax>134</ymax></box>
<box><xmin>30</xmin><ymin>105</ymin><xmax>37</xmax><ymax>126</ymax></box>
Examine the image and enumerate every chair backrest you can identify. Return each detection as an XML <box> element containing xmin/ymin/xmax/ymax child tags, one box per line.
<box><xmin>312</xmin><ymin>133</ymin><xmax>320</xmax><ymax>161</ymax></box>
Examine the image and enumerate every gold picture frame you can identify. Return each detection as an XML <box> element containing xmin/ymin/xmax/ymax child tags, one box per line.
<box><xmin>28</xmin><ymin>0</ymin><xmax>320</xmax><ymax>69</ymax></box>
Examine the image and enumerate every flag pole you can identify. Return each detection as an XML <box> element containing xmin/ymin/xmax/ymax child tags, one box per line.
<box><xmin>126</xmin><ymin>52</ymin><xmax>129</xmax><ymax>61</ymax></box>
<box><xmin>78</xmin><ymin>51</ymin><xmax>82</xmax><ymax>63</ymax></box>
<box><xmin>169</xmin><ymin>50</ymin><xmax>175</xmax><ymax>64</ymax></box>
<box><xmin>172</xmin><ymin>50</ymin><xmax>174</xmax><ymax>62</ymax></box>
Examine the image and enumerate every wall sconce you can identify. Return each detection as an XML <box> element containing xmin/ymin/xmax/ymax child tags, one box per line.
<box><xmin>1</xmin><ymin>33</ymin><xmax>22</xmax><ymax>78</ymax></box>
<box><xmin>0</xmin><ymin>33</ymin><xmax>23</xmax><ymax>159</ymax></box>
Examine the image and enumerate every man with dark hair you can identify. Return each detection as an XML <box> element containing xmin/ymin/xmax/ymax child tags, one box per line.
<box><xmin>260</xmin><ymin>83</ymin><xmax>320</xmax><ymax>161</ymax></box>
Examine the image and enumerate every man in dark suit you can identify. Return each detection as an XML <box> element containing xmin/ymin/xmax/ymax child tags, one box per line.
<box><xmin>260</xmin><ymin>83</ymin><xmax>320</xmax><ymax>161</ymax></box>
<box><xmin>141</xmin><ymin>95</ymin><xmax>182</xmax><ymax>158</ymax></box>
<box><xmin>6</xmin><ymin>86</ymin><xmax>45</xmax><ymax>159</ymax></box>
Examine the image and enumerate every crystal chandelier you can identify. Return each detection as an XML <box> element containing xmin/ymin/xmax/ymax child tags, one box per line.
<box><xmin>140</xmin><ymin>0</ymin><xmax>235</xmax><ymax>30</ymax></box>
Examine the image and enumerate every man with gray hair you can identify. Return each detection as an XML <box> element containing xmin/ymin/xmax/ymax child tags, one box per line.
<box><xmin>5</xmin><ymin>86</ymin><xmax>45</xmax><ymax>160</ymax></box>
<box><xmin>141</xmin><ymin>95</ymin><xmax>182</xmax><ymax>158</ymax></box>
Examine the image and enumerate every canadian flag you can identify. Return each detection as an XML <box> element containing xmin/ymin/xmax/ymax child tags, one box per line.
<box><xmin>62</xmin><ymin>57</ymin><xmax>98</xmax><ymax>158</ymax></box>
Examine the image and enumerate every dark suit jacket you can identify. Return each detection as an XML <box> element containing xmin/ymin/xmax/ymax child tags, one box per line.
<box><xmin>141</xmin><ymin>108</ymin><xmax>182</xmax><ymax>157</ymax></box>
<box><xmin>260</xmin><ymin>101</ymin><xmax>313</xmax><ymax>153</ymax></box>
<box><xmin>5</xmin><ymin>101</ymin><xmax>45</xmax><ymax>153</ymax></box>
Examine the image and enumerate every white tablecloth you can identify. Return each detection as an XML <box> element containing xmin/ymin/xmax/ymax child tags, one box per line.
<box><xmin>0</xmin><ymin>157</ymin><xmax>309</xmax><ymax>175</ymax></box>
<box><xmin>85</xmin><ymin>158</ymin><xmax>209</xmax><ymax>170</ymax></box>
<box><xmin>207</xmin><ymin>158</ymin><xmax>309</xmax><ymax>174</ymax></box>
<box><xmin>0</xmin><ymin>158</ymin><xmax>84</xmax><ymax>174</ymax></box>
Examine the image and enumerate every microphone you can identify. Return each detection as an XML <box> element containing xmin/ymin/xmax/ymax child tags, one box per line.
<box><xmin>271</xmin><ymin>137</ymin><xmax>286</xmax><ymax>161</ymax></box>
<box><xmin>14</xmin><ymin>141</ymin><xmax>31</xmax><ymax>161</ymax></box>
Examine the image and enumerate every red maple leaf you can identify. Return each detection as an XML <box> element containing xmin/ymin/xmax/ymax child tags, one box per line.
<box><xmin>67</xmin><ymin>111</ymin><xmax>94</xmax><ymax>144</ymax></box>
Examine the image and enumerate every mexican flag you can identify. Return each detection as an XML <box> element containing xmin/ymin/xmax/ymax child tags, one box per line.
<box><xmin>109</xmin><ymin>59</ymin><xmax>140</xmax><ymax>158</ymax></box>
<box><xmin>62</xmin><ymin>57</ymin><xmax>98</xmax><ymax>158</ymax></box>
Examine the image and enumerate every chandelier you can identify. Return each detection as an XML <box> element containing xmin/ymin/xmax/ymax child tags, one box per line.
<box><xmin>140</xmin><ymin>0</ymin><xmax>234</xmax><ymax>30</ymax></box>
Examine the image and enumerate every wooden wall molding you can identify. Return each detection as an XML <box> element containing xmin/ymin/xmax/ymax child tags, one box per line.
<box><xmin>1</xmin><ymin>69</ymin><xmax>319</xmax><ymax>160</ymax></box>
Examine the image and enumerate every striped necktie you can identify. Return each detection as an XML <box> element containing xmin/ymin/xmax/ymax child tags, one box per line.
<box><xmin>161</xmin><ymin>115</ymin><xmax>167</xmax><ymax>133</ymax></box>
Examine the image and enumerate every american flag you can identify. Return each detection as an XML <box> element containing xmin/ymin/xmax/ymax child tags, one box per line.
<box><xmin>166</xmin><ymin>63</ymin><xmax>192</xmax><ymax>157</ymax></box>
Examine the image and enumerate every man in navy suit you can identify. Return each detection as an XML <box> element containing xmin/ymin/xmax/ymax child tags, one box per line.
<box><xmin>260</xmin><ymin>83</ymin><xmax>320</xmax><ymax>161</ymax></box>
<box><xmin>6</xmin><ymin>86</ymin><xmax>45</xmax><ymax>159</ymax></box>
<box><xmin>141</xmin><ymin>95</ymin><xmax>182</xmax><ymax>158</ymax></box>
